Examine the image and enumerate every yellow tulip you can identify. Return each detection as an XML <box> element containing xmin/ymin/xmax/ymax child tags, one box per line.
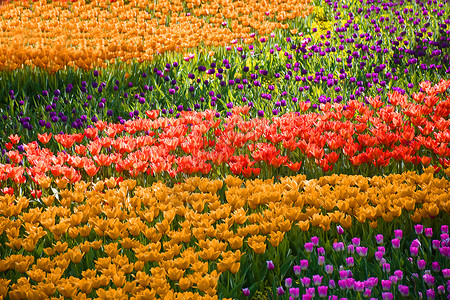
<box><xmin>27</xmin><ymin>268</ymin><xmax>46</xmax><ymax>282</ymax></box>
<box><xmin>269</xmin><ymin>231</ymin><xmax>285</xmax><ymax>247</ymax></box>
<box><xmin>297</xmin><ymin>220</ymin><xmax>310</xmax><ymax>232</ymax></box>
<box><xmin>167</xmin><ymin>267</ymin><xmax>184</xmax><ymax>281</ymax></box>
<box><xmin>77</xmin><ymin>278</ymin><xmax>93</xmax><ymax>294</ymax></box>
<box><xmin>112</xmin><ymin>272</ymin><xmax>126</xmax><ymax>287</ymax></box>
<box><xmin>38</xmin><ymin>176</ymin><xmax>52</xmax><ymax>189</ymax></box>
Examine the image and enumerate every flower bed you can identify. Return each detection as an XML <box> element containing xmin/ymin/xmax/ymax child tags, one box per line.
<box><xmin>0</xmin><ymin>169</ymin><xmax>449</xmax><ymax>298</ymax></box>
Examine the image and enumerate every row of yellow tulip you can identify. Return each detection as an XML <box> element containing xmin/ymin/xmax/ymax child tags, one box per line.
<box><xmin>1</xmin><ymin>167</ymin><xmax>449</xmax><ymax>298</ymax></box>
<box><xmin>0</xmin><ymin>0</ymin><xmax>313</xmax><ymax>72</ymax></box>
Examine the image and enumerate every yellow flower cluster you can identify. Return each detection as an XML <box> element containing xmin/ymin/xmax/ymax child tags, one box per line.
<box><xmin>0</xmin><ymin>0</ymin><xmax>313</xmax><ymax>72</ymax></box>
<box><xmin>0</xmin><ymin>167</ymin><xmax>449</xmax><ymax>298</ymax></box>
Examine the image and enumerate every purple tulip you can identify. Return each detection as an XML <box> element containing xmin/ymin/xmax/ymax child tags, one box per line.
<box><xmin>242</xmin><ymin>288</ymin><xmax>250</xmax><ymax>296</ymax></box>
<box><xmin>289</xmin><ymin>287</ymin><xmax>300</xmax><ymax>298</ymax></box>
<box><xmin>313</xmin><ymin>275</ymin><xmax>323</xmax><ymax>286</ymax></box>
<box><xmin>277</xmin><ymin>286</ymin><xmax>284</xmax><ymax>295</ymax></box>
<box><xmin>423</xmin><ymin>274</ymin><xmax>435</xmax><ymax>287</ymax></box>
<box><xmin>267</xmin><ymin>260</ymin><xmax>274</xmax><ymax>271</ymax></box>
<box><xmin>301</xmin><ymin>277</ymin><xmax>311</xmax><ymax>287</ymax></box>
<box><xmin>392</xmin><ymin>238</ymin><xmax>400</xmax><ymax>249</ymax></box>
<box><xmin>376</xmin><ymin>234</ymin><xmax>384</xmax><ymax>244</ymax></box>
<box><xmin>418</xmin><ymin>259</ymin><xmax>426</xmax><ymax>270</ymax></box>
<box><xmin>415</xmin><ymin>224</ymin><xmax>424</xmax><ymax>234</ymax></box>
<box><xmin>300</xmin><ymin>259</ymin><xmax>308</xmax><ymax>270</ymax></box>
<box><xmin>304</xmin><ymin>242</ymin><xmax>314</xmax><ymax>253</ymax></box>
<box><xmin>398</xmin><ymin>285</ymin><xmax>409</xmax><ymax>296</ymax></box>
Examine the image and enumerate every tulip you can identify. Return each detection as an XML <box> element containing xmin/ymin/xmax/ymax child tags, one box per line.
<box><xmin>301</xmin><ymin>277</ymin><xmax>311</xmax><ymax>287</ymax></box>
<box><xmin>432</xmin><ymin>262</ymin><xmax>440</xmax><ymax>272</ymax></box>
<box><xmin>285</xmin><ymin>278</ymin><xmax>292</xmax><ymax>288</ymax></box>
<box><xmin>293</xmin><ymin>265</ymin><xmax>301</xmax><ymax>276</ymax></box>
<box><xmin>276</xmin><ymin>286</ymin><xmax>284</xmax><ymax>295</ymax></box>
<box><xmin>267</xmin><ymin>260</ymin><xmax>274</xmax><ymax>271</ymax></box>
<box><xmin>242</xmin><ymin>288</ymin><xmax>250</xmax><ymax>296</ymax></box>
<box><xmin>395</xmin><ymin>230</ymin><xmax>403</xmax><ymax>239</ymax></box>
<box><xmin>304</xmin><ymin>242</ymin><xmax>314</xmax><ymax>253</ymax></box>
<box><xmin>423</xmin><ymin>274</ymin><xmax>435</xmax><ymax>287</ymax></box>
<box><xmin>425</xmin><ymin>228</ymin><xmax>433</xmax><ymax>238</ymax></box>
<box><xmin>418</xmin><ymin>259</ymin><xmax>427</xmax><ymax>270</ymax></box>
<box><xmin>317</xmin><ymin>285</ymin><xmax>327</xmax><ymax>297</ymax></box>
<box><xmin>313</xmin><ymin>275</ymin><xmax>323</xmax><ymax>286</ymax></box>
<box><xmin>415</xmin><ymin>224</ymin><xmax>424</xmax><ymax>234</ymax></box>
<box><xmin>391</xmin><ymin>238</ymin><xmax>400</xmax><ymax>249</ymax></box>
<box><xmin>398</xmin><ymin>285</ymin><xmax>409</xmax><ymax>296</ymax></box>
<box><xmin>346</xmin><ymin>257</ymin><xmax>354</xmax><ymax>267</ymax></box>
<box><xmin>318</xmin><ymin>256</ymin><xmax>325</xmax><ymax>266</ymax></box>
<box><xmin>300</xmin><ymin>259</ymin><xmax>308</xmax><ymax>270</ymax></box>
<box><xmin>426</xmin><ymin>288</ymin><xmax>435</xmax><ymax>299</ymax></box>
<box><xmin>289</xmin><ymin>287</ymin><xmax>300</xmax><ymax>298</ymax></box>
<box><xmin>356</xmin><ymin>247</ymin><xmax>368</xmax><ymax>257</ymax></box>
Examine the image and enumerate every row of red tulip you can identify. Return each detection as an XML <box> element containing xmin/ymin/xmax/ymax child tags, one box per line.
<box><xmin>1</xmin><ymin>80</ymin><xmax>450</xmax><ymax>191</ymax></box>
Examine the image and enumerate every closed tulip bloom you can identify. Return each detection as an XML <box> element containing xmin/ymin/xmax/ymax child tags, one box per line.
<box><xmin>395</xmin><ymin>230</ymin><xmax>403</xmax><ymax>239</ymax></box>
<box><xmin>300</xmin><ymin>259</ymin><xmax>308</xmax><ymax>270</ymax></box>
<box><xmin>415</xmin><ymin>224</ymin><xmax>424</xmax><ymax>234</ymax></box>
<box><xmin>289</xmin><ymin>287</ymin><xmax>300</xmax><ymax>298</ymax></box>
<box><xmin>354</xmin><ymin>281</ymin><xmax>364</xmax><ymax>292</ymax></box>
<box><xmin>285</xmin><ymin>278</ymin><xmax>292</xmax><ymax>288</ymax></box>
<box><xmin>313</xmin><ymin>275</ymin><xmax>323</xmax><ymax>286</ymax></box>
<box><xmin>423</xmin><ymin>274</ymin><xmax>435</xmax><ymax>287</ymax></box>
<box><xmin>311</xmin><ymin>236</ymin><xmax>319</xmax><ymax>246</ymax></box>
<box><xmin>426</xmin><ymin>289</ymin><xmax>435</xmax><ymax>299</ymax></box>
<box><xmin>325</xmin><ymin>265</ymin><xmax>333</xmax><ymax>275</ymax></box>
<box><xmin>392</xmin><ymin>238</ymin><xmax>400</xmax><ymax>249</ymax></box>
<box><xmin>242</xmin><ymin>288</ymin><xmax>250</xmax><ymax>296</ymax></box>
<box><xmin>418</xmin><ymin>259</ymin><xmax>427</xmax><ymax>270</ymax></box>
<box><xmin>277</xmin><ymin>286</ymin><xmax>285</xmax><ymax>295</ymax></box>
<box><xmin>398</xmin><ymin>285</ymin><xmax>409</xmax><ymax>296</ymax></box>
<box><xmin>347</xmin><ymin>257</ymin><xmax>354</xmax><ymax>267</ymax></box>
<box><xmin>318</xmin><ymin>256</ymin><xmax>325</xmax><ymax>266</ymax></box>
<box><xmin>301</xmin><ymin>277</ymin><xmax>311</xmax><ymax>287</ymax></box>
<box><xmin>267</xmin><ymin>260</ymin><xmax>275</xmax><ymax>271</ymax></box>
<box><xmin>317</xmin><ymin>285</ymin><xmax>328</xmax><ymax>297</ymax></box>
<box><xmin>425</xmin><ymin>228</ymin><xmax>433</xmax><ymax>238</ymax></box>
<box><xmin>394</xmin><ymin>270</ymin><xmax>404</xmax><ymax>281</ymax></box>
<box><xmin>432</xmin><ymin>262</ymin><xmax>440</xmax><ymax>272</ymax></box>
<box><xmin>382</xmin><ymin>280</ymin><xmax>391</xmax><ymax>291</ymax></box>
<box><xmin>329</xmin><ymin>279</ymin><xmax>336</xmax><ymax>289</ymax></box>
<box><xmin>376</xmin><ymin>234</ymin><xmax>384</xmax><ymax>244</ymax></box>
<box><xmin>304</xmin><ymin>242</ymin><xmax>314</xmax><ymax>253</ymax></box>
<box><xmin>356</xmin><ymin>247</ymin><xmax>368</xmax><ymax>257</ymax></box>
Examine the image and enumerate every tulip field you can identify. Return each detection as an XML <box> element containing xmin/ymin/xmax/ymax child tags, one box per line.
<box><xmin>1</xmin><ymin>0</ymin><xmax>450</xmax><ymax>299</ymax></box>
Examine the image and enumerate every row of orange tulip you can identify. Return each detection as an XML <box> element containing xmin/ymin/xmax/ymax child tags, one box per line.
<box><xmin>1</xmin><ymin>168</ymin><xmax>449</xmax><ymax>298</ymax></box>
<box><xmin>0</xmin><ymin>0</ymin><xmax>313</xmax><ymax>71</ymax></box>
